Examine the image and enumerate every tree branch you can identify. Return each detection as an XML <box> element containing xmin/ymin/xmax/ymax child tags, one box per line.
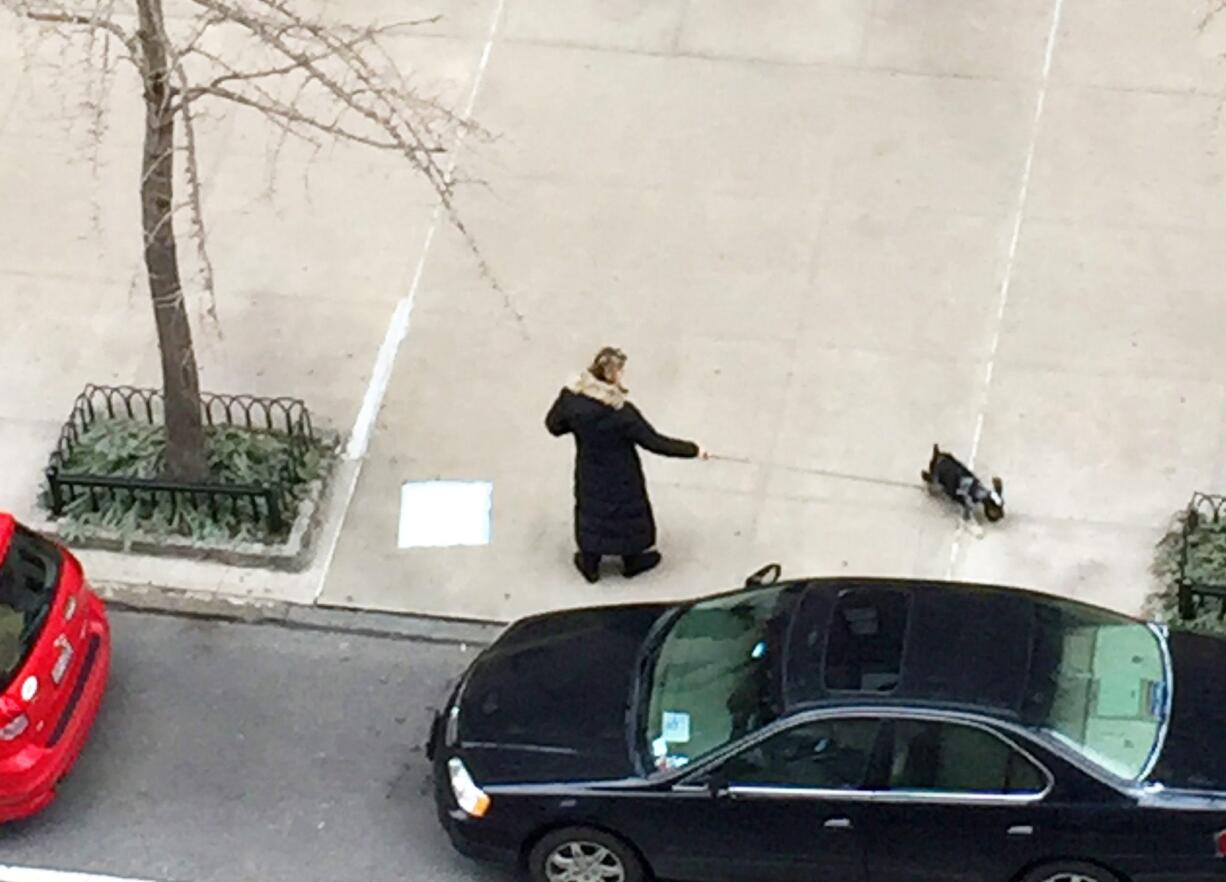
<box><xmin>20</xmin><ymin>6</ymin><xmax>141</xmax><ymax>65</ymax></box>
<box><xmin>185</xmin><ymin>83</ymin><xmax>411</xmax><ymax>152</ymax></box>
<box><xmin>177</xmin><ymin>23</ymin><xmax>399</xmax><ymax>108</ymax></box>
<box><xmin>1200</xmin><ymin>0</ymin><xmax>1226</xmax><ymax>32</ymax></box>
<box><xmin>171</xmin><ymin>52</ymin><xmax>220</xmax><ymax>336</ymax></box>
<box><xmin>187</xmin><ymin>0</ymin><xmax>466</xmax><ymax>202</ymax></box>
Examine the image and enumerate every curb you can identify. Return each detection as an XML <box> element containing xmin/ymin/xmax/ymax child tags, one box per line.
<box><xmin>92</xmin><ymin>581</ymin><xmax>508</xmax><ymax>647</ymax></box>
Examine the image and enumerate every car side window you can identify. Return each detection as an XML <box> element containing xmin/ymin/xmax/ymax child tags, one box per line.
<box><xmin>720</xmin><ymin>719</ymin><xmax>880</xmax><ymax>790</ymax></box>
<box><xmin>888</xmin><ymin>720</ymin><xmax>1047</xmax><ymax>795</ymax></box>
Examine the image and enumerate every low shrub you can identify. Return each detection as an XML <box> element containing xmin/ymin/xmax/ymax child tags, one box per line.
<box><xmin>43</xmin><ymin>418</ymin><xmax>335</xmax><ymax>544</ymax></box>
<box><xmin>1148</xmin><ymin>508</ymin><xmax>1226</xmax><ymax>634</ymax></box>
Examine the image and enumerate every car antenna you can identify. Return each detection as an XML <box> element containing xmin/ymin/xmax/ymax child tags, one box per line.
<box><xmin>745</xmin><ymin>563</ymin><xmax>782</xmax><ymax>587</ymax></box>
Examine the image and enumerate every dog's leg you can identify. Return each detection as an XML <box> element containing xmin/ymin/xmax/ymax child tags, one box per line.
<box><xmin>951</xmin><ymin>496</ymin><xmax>983</xmax><ymax>538</ymax></box>
<box><xmin>954</xmin><ymin>479</ymin><xmax>975</xmax><ymax>518</ymax></box>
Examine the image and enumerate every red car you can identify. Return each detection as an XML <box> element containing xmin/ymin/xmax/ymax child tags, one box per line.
<box><xmin>0</xmin><ymin>513</ymin><xmax>110</xmax><ymax>822</ymax></box>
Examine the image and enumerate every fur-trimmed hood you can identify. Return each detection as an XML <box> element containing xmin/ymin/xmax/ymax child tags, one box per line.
<box><xmin>569</xmin><ymin>370</ymin><xmax>627</xmax><ymax>410</ymax></box>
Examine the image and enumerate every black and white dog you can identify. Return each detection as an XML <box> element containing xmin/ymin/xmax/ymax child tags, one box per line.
<box><xmin>921</xmin><ymin>444</ymin><xmax>1004</xmax><ymax>528</ymax></box>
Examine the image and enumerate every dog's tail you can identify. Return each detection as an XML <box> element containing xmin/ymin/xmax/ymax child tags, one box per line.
<box><xmin>923</xmin><ymin>443</ymin><xmax>941</xmax><ymax>484</ymax></box>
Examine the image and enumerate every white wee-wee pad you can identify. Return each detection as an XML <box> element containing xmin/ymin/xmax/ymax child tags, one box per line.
<box><xmin>398</xmin><ymin>480</ymin><xmax>493</xmax><ymax>548</ymax></box>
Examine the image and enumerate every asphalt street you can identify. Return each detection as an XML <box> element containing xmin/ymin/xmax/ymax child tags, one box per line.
<box><xmin>0</xmin><ymin>610</ymin><xmax>506</xmax><ymax>882</ymax></box>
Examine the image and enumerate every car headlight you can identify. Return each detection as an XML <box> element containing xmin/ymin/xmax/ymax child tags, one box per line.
<box><xmin>447</xmin><ymin>757</ymin><xmax>490</xmax><ymax>818</ymax></box>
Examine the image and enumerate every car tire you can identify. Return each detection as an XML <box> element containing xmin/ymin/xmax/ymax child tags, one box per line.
<box><xmin>1020</xmin><ymin>861</ymin><xmax>1120</xmax><ymax>882</ymax></box>
<box><xmin>528</xmin><ymin>826</ymin><xmax>647</xmax><ymax>882</ymax></box>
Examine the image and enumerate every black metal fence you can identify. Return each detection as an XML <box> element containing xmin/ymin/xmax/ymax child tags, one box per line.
<box><xmin>1177</xmin><ymin>492</ymin><xmax>1226</xmax><ymax>619</ymax></box>
<box><xmin>44</xmin><ymin>385</ymin><xmax>317</xmax><ymax>536</ymax></box>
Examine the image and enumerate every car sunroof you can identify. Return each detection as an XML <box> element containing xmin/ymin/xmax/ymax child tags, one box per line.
<box><xmin>823</xmin><ymin>588</ymin><xmax>911</xmax><ymax>694</ymax></box>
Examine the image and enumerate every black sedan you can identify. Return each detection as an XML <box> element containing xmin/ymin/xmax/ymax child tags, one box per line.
<box><xmin>427</xmin><ymin>568</ymin><xmax>1226</xmax><ymax>882</ymax></box>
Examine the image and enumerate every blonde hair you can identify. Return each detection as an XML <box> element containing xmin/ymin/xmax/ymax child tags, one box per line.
<box><xmin>588</xmin><ymin>346</ymin><xmax>627</xmax><ymax>384</ymax></box>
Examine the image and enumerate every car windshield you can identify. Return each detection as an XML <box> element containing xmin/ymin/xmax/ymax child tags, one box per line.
<box><xmin>0</xmin><ymin>526</ymin><xmax>60</xmax><ymax>685</ymax></box>
<box><xmin>1022</xmin><ymin>599</ymin><xmax>1169</xmax><ymax>781</ymax></box>
<box><xmin>641</xmin><ymin>585</ymin><xmax>792</xmax><ymax>772</ymax></box>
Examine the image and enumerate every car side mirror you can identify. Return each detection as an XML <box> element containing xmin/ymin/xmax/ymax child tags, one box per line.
<box><xmin>706</xmin><ymin>769</ymin><xmax>730</xmax><ymax>800</ymax></box>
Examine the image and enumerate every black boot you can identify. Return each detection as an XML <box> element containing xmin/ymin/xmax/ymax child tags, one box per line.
<box><xmin>574</xmin><ymin>552</ymin><xmax>600</xmax><ymax>584</ymax></box>
<box><xmin>622</xmin><ymin>551</ymin><xmax>661</xmax><ymax>578</ymax></box>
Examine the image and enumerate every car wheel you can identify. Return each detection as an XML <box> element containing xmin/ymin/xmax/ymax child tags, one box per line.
<box><xmin>1021</xmin><ymin>862</ymin><xmax>1120</xmax><ymax>882</ymax></box>
<box><xmin>528</xmin><ymin>826</ymin><xmax>646</xmax><ymax>882</ymax></box>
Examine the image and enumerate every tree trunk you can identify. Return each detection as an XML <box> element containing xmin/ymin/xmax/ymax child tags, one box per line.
<box><xmin>136</xmin><ymin>0</ymin><xmax>208</xmax><ymax>481</ymax></box>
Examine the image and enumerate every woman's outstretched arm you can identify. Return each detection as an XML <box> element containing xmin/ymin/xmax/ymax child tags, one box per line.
<box><xmin>624</xmin><ymin>403</ymin><xmax>699</xmax><ymax>458</ymax></box>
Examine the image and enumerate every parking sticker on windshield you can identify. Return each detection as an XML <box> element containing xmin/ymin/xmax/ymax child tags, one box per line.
<box><xmin>661</xmin><ymin>711</ymin><xmax>691</xmax><ymax>743</ymax></box>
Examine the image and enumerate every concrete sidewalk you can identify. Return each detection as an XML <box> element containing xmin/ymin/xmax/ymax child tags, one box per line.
<box><xmin>2</xmin><ymin>1</ymin><xmax>1225</xmax><ymax>623</ymax></box>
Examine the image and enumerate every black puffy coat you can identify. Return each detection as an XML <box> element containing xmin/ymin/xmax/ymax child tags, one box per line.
<box><xmin>546</xmin><ymin>377</ymin><xmax>698</xmax><ymax>556</ymax></box>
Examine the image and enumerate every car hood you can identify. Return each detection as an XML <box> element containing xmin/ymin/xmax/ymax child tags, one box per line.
<box><xmin>1151</xmin><ymin>630</ymin><xmax>1226</xmax><ymax>792</ymax></box>
<box><xmin>457</xmin><ymin>603</ymin><xmax>670</xmax><ymax>785</ymax></box>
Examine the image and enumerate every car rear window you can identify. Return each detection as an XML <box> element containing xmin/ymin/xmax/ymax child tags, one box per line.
<box><xmin>1022</xmin><ymin>600</ymin><xmax>1166</xmax><ymax>781</ymax></box>
<box><xmin>0</xmin><ymin>526</ymin><xmax>61</xmax><ymax>682</ymax></box>
<box><xmin>824</xmin><ymin>588</ymin><xmax>910</xmax><ymax>693</ymax></box>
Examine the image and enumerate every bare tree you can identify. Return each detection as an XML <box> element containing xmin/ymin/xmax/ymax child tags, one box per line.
<box><xmin>3</xmin><ymin>0</ymin><xmax>484</xmax><ymax>480</ymax></box>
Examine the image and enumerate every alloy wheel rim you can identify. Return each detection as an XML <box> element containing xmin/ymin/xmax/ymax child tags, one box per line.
<box><xmin>544</xmin><ymin>840</ymin><xmax>627</xmax><ymax>882</ymax></box>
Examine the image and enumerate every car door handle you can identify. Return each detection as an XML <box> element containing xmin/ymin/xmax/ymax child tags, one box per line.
<box><xmin>824</xmin><ymin>817</ymin><xmax>853</xmax><ymax>830</ymax></box>
<box><xmin>1007</xmin><ymin>825</ymin><xmax>1034</xmax><ymax>836</ymax></box>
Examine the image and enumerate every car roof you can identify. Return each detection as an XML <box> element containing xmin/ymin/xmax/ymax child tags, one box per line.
<box><xmin>780</xmin><ymin>576</ymin><xmax>1132</xmax><ymax>720</ymax></box>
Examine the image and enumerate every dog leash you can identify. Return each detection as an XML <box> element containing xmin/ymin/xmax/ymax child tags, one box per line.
<box><xmin>706</xmin><ymin>454</ymin><xmax>920</xmax><ymax>491</ymax></box>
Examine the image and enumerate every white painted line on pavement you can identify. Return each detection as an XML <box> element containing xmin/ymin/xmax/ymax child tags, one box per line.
<box><xmin>345</xmin><ymin>0</ymin><xmax>506</xmax><ymax>463</ymax></box>
<box><xmin>948</xmin><ymin>0</ymin><xmax>1066</xmax><ymax>579</ymax></box>
<box><xmin>970</xmin><ymin>0</ymin><xmax>1066</xmax><ymax>466</ymax></box>
<box><xmin>0</xmin><ymin>865</ymin><xmax>168</xmax><ymax>882</ymax></box>
<box><xmin>314</xmin><ymin>0</ymin><xmax>508</xmax><ymax>602</ymax></box>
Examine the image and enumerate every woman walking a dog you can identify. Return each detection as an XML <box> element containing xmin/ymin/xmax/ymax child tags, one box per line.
<box><xmin>546</xmin><ymin>347</ymin><xmax>706</xmax><ymax>584</ymax></box>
